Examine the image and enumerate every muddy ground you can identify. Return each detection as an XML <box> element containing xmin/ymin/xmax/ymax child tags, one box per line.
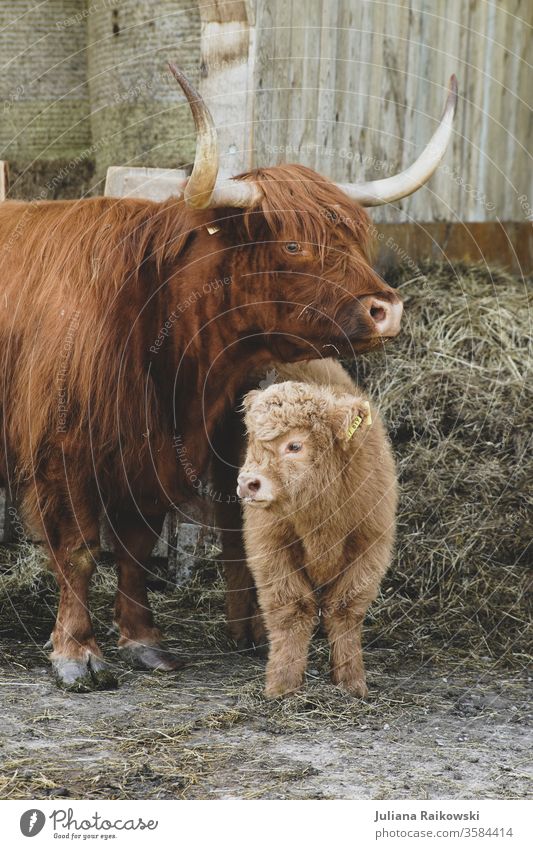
<box><xmin>0</xmin><ymin>557</ymin><xmax>530</xmax><ymax>800</ymax></box>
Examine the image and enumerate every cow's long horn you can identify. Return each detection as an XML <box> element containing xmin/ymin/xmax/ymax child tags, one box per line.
<box><xmin>168</xmin><ymin>62</ymin><xmax>220</xmax><ymax>209</ymax></box>
<box><xmin>336</xmin><ymin>75</ymin><xmax>458</xmax><ymax>206</ymax></box>
<box><xmin>168</xmin><ymin>63</ymin><xmax>262</xmax><ymax>209</ymax></box>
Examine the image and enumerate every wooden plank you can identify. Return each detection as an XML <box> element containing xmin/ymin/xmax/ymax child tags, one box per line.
<box><xmin>375</xmin><ymin>221</ymin><xmax>533</xmax><ymax>277</ymax></box>
<box><xmin>285</xmin><ymin>1</ymin><xmax>322</xmax><ymax>170</ymax></box>
<box><xmin>104</xmin><ymin>166</ymin><xmax>188</xmax><ymax>201</ymax></box>
<box><xmin>253</xmin><ymin>0</ymin><xmax>293</xmax><ymax>168</ymax></box>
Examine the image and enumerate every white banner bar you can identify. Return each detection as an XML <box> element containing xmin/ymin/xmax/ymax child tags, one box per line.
<box><xmin>1</xmin><ymin>799</ymin><xmax>531</xmax><ymax>847</ymax></box>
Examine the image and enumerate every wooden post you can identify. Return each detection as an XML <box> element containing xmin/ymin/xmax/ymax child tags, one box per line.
<box><xmin>101</xmin><ymin>7</ymin><xmax>258</xmax><ymax>578</ymax></box>
<box><xmin>104</xmin><ymin>167</ymin><xmax>188</xmax><ymax>201</ymax></box>
<box><xmin>198</xmin><ymin>1</ymin><xmax>256</xmax><ymax>175</ymax></box>
<box><xmin>0</xmin><ymin>161</ymin><xmax>8</xmax><ymax>201</ymax></box>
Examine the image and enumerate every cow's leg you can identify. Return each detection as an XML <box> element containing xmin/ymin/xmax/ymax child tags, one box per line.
<box><xmin>218</xmin><ymin>519</ymin><xmax>266</xmax><ymax>652</ymax></box>
<box><xmin>111</xmin><ymin>512</ymin><xmax>184</xmax><ymax>671</ymax></box>
<box><xmin>211</xmin><ymin>405</ymin><xmax>267</xmax><ymax>651</ymax></box>
<box><xmin>36</xmin><ymin>487</ymin><xmax>117</xmax><ymax>691</ymax></box>
<box><xmin>49</xmin><ymin>543</ymin><xmax>117</xmax><ymax>691</ymax></box>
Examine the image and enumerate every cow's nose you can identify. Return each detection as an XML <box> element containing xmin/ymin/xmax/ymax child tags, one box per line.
<box><xmin>237</xmin><ymin>473</ymin><xmax>262</xmax><ymax>498</ymax></box>
<box><xmin>361</xmin><ymin>295</ymin><xmax>403</xmax><ymax>337</ymax></box>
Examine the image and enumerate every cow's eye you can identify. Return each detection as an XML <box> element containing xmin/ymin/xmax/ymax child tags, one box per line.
<box><xmin>286</xmin><ymin>441</ymin><xmax>303</xmax><ymax>453</ymax></box>
<box><xmin>285</xmin><ymin>241</ymin><xmax>301</xmax><ymax>254</ymax></box>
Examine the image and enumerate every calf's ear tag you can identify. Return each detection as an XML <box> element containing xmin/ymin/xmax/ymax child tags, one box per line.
<box><xmin>346</xmin><ymin>416</ymin><xmax>363</xmax><ymax>439</ymax></box>
<box><xmin>206</xmin><ymin>225</ymin><xmax>220</xmax><ymax>235</ymax></box>
<box><xmin>346</xmin><ymin>403</ymin><xmax>372</xmax><ymax>439</ymax></box>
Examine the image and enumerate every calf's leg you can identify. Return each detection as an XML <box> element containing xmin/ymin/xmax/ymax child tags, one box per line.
<box><xmin>251</xmin><ymin>548</ymin><xmax>317</xmax><ymax>697</ymax></box>
<box><xmin>322</xmin><ymin>549</ymin><xmax>389</xmax><ymax>698</ymax></box>
<box><xmin>216</xmin><ymin>512</ymin><xmax>266</xmax><ymax>652</ymax></box>
<box><xmin>322</xmin><ymin>601</ymin><xmax>369</xmax><ymax>697</ymax></box>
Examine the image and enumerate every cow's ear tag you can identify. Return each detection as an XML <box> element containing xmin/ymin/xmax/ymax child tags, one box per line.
<box><xmin>206</xmin><ymin>225</ymin><xmax>220</xmax><ymax>235</ymax></box>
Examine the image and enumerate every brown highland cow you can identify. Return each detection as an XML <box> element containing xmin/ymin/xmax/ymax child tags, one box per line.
<box><xmin>237</xmin><ymin>359</ymin><xmax>397</xmax><ymax>698</ymax></box>
<box><xmin>0</xmin><ymin>65</ymin><xmax>455</xmax><ymax>690</ymax></box>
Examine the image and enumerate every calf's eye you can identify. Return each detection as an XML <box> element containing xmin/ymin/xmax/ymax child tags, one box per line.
<box><xmin>285</xmin><ymin>241</ymin><xmax>301</xmax><ymax>254</ymax></box>
<box><xmin>286</xmin><ymin>441</ymin><xmax>303</xmax><ymax>453</ymax></box>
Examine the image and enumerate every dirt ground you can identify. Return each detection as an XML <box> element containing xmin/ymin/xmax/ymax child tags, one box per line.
<box><xmin>0</xmin><ymin>557</ymin><xmax>530</xmax><ymax>801</ymax></box>
<box><xmin>0</xmin><ymin>263</ymin><xmax>530</xmax><ymax>800</ymax></box>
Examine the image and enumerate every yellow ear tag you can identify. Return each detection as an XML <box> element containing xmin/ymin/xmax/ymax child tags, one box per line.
<box><xmin>346</xmin><ymin>406</ymin><xmax>372</xmax><ymax>439</ymax></box>
<box><xmin>346</xmin><ymin>415</ymin><xmax>363</xmax><ymax>440</ymax></box>
<box><xmin>206</xmin><ymin>225</ymin><xmax>220</xmax><ymax>235</ymax></box>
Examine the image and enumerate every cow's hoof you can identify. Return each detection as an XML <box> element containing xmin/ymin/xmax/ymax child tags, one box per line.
<box><xmin>235</xmin><ymin>637</ymin><xmax>269</xmax><ymax>659</ymax></box>
<box><xmin>52</xmin><ymin>655</ymin><xmax>118</xmax><ymax>692</ymax></box>
<box><xmin>232</xmin><ymin>612</ymin><xmax>268</xmax><ymax>657</ymax></box>
<box><xmin>119</xmin><ymin>642</ymin><xmax>185</xmax><ymax>672</ymax></box>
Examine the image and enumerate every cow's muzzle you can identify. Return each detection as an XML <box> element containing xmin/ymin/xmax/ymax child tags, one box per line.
<box><xmin>359</xmin><ymin>294</ymin><xmax>403</xmax><ymax>338</ymax></box>
<box><xmin>334</xmin><ymin>291</ymin><xmax>403</xmax><ymax>343</ymax></box>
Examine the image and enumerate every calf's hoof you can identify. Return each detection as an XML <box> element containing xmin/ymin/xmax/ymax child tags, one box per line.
<box><xmin>264</xmin><ymin>672</ymin><xmax>304</xmax><ymax>699</ymax></box>
<box><xmin>52</xmin><ymin>654</ymin><xmax>118</xmax><ymax>693</ymax></box>
<box><xmin>264</xmin><ymin>682</ymin><xmax>302</xmax><ymax>699</ymax></box>
<box><xmin>335</xmin><ymin>678</ymin><xmax>369</xmax><ymax>699</ymax></box>
<box><xmin>119</xmin><ymin>641</ymin><xmax>184</xmax><ymax>672</ymax></box>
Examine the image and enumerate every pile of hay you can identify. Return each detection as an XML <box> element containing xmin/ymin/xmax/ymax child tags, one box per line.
<box><xmin>0</xmin><ymin>262</ymin><xmax>531</xmax><ymax>669</ymax></box>
<box><xmin>351</xmin><ymin>262</ymin><xmax>531</xmax><ymax>664</ymax></box>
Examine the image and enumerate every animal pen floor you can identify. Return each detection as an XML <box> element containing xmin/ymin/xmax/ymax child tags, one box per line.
<box><xmin>0</xmin><ymin>263</ymin><xmax>531</xmax><ymax>800</ymax></box>
<box><xmin>0</xmin><ymin>552</ymin><xmax>530</xmax><ymax>801</ymax></box>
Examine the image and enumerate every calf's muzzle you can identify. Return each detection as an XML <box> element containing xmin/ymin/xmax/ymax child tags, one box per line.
<box><xmin>237</xmin><ymin>472</ymin><xmax>273</xmax><ymax>503</ymax></box>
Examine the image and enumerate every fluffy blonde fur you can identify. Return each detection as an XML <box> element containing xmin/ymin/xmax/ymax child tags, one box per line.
<box><xmin>241</xmin><ymin>359</ymin><xmax>397</xmax><ymax>697</ymax></box>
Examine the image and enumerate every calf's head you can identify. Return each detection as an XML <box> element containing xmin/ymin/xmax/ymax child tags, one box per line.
<box><xmin>237</xmin><ymin>381</ymin><xmax>371</xmax><ymax>508</ymax></box>
<box><xmin>166</xmin><ymin>65</ymin><xmax>457</xmax><ymax>357</ymax></box>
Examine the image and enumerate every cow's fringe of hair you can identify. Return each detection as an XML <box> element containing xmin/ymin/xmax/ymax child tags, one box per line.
<box><xmin>241</xmin><ymin>164</ymin><xmax>372</xmax><ymax>266</ymax></box>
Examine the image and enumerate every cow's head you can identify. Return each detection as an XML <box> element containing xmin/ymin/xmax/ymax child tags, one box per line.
<box><xmin>169</xmin><ymin>65</ymin><xmax>457</xmax><ymax>357</ymax></box>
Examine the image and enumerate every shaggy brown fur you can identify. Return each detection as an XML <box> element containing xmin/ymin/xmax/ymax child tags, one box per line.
<box><xmin>239</xmin><ymin>359</ymin><xmax>397</xmax><ymax>698</ymax></box>
<box><xmin>0</xmin><ymin>164</ymin><xmax>401</xmax><ymax>690</ymax></box>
